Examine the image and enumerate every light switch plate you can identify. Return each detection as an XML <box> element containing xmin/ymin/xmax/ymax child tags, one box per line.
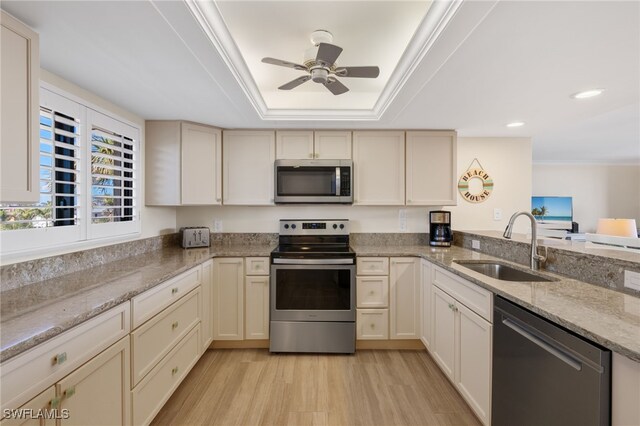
<box><xmin>493</xmin><ymin>208</ymin><xmax>502</xmax><ymax>221</ymax></box>
<box><xmin>624</xmin><ymin>270</ymin><xmax>640</xmax><ymax>291</ymax></box>
<box><xmin>399</xmin><ymin>209</ymin><xmax>407</xmax><ymax>232</ymax></box>
<box><xmin>213</xmin><ymin>220</ymin><xmax>223</xmax><ymax>233</ymax></box>
<box><xmin>472</xmin><ymin>240</ymin><xmax>481</xmax><ymax>250</ymax></box>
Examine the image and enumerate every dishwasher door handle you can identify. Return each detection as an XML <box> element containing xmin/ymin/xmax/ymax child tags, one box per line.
<box><xmin>502</xmin><ymin>317</ymin><xmax>583</xmax><ymax>371</ymax></box>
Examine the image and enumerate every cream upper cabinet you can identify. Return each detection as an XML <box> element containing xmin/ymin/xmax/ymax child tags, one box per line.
<box><xmin>276</xmin><ymin>130</ymin><xmax>352</xmax><ymax>159</ymax></box>
<box><xmin>389</xmin><ymin>257</ymin><xmax>420</xmax><ymax>339</ymax></box>
<box><xmin>275</xmin><ymin>130</ymin><xmax>314</xmax><ymax>159</ymax></box>
<box><xmin>1</xmin><ymin>11</ymin><xmax>39</xmax><ymax>203</ymax></box>
<box><xmin>145</xmin><ymin>121</ymin><xmax>222</xmax><ymax>206</ymax></box>
<box><xmin>352</xmin><ymin>131</ymin><xmax>405</xmax><ymax>205</ymax></box>
<box><xmin>223</xmin><ymin>130</ymin><xmax>275</xmax><ymax>205</ymax></box>
<box><xmin>406</xmin><ymin>131</ymin><xmax>457</xmax><ymax>206</ymax></box>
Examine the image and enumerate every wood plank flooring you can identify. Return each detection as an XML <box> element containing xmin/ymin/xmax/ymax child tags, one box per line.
<box><xmin>151</xmin><ymin>349</ymin><xmax>481</xmax><ymax>426</ymax></box>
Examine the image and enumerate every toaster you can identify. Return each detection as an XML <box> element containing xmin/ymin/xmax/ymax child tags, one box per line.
<box><xmin>180</xmin><ymin>227</ymin><xmax>210</xmax><ymax>248</ymax></box>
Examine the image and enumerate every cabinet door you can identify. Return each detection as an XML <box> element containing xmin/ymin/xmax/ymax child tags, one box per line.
<box><xmin>314</xmin><ymin>131</ymin><xmax>352</xmax><ymax>159</ymax></box>
<box><xmin>223</xmin><ymin>131</ymin><xmax>275</xmax><ymax>205</ymax></box>
<box><xmin>0</xmin><ymin>387</ymin><xmax>55</xmax><ymax>426</ymax></box>
<box><xmin>352</xmin><ymin>131</ymin><xmax>405</xmax><ymax>205</ymax></box>
<box><xmin>57</xmin><ymin>337</ymin><xmax>130</xmax><ymax>426</ymax></box>
<box><xmin>406</xmin><ymin>131</ymin><xmax>457</xmax><ymax>206</ymax></box>
<box><xmin>389</xmin><ymin>258</ymin><xmax>420</xmax><ymax>339</ymax></box>
<box><xmin>275</xmin><ymin>130</ymin><xmax>313</xmax><ymax>159</ymax></box>
<box><xmin>181</xmin><ymin>122</ymin><xmax>221</xmax><ymax>205</ymax></box>
<box><xmin>431</xmin><ymin>286</ymin><xmax>456</xmax><ymax>381</ymax></box>
<box><xmin>420</xmin><ymin>259</ymin><xmax>432</xmax><ymax>350</ymax></box>
<box><xmin>457</xmin><ymin>302</ymin><xmax>492</xmax><ymax>426</ymax></box>
<box><xmin>201</xmin><ymin>260</ymin><xmax>213</xmax><ymax>352</ymax></box>
<box><xmin>212</xmin><ymin>258</ymin><xmax>244</xmax><ymax>340</ymax></box>
<box><xmin>1</xmin><ymin>11</ymin><xmax>39</xmax><ymax>203</ymax></box>
<box><xmin>245</xmin><ymin>276</ymin><xmax>269</xmax><ymax>340</ymax></box>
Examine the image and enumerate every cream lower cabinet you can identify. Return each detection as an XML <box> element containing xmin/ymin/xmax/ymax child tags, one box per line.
<box><xmin>612</xmin><ymin>352</ymin><xmax>640</xmax><ymax>426</ymax></box>
<box><xmin>389</xmin><ymin>258</ymin><xmax>420</xmax><ymax>339</ymax></box>
<box><xmin>420</xmin><ymin>259</ymin><xmax>432</xmax><ymax>350</ymax></box>
<box><xmin>0</xmin><ymin>387</ymin><xmax>55</xmax><ymax>426</ymax></box>
<box><xmin>356</xmin><ymin>257</ymin><xmax>390</xmax><ymax>340</ymax></box>
<box><xmin>58</xmin><ymin>337</ymin><xmax>130</xmax><ymax>426</ymax></box>
<box><xmin>201</xmin><ymin>260</ymin><xmax>214</xmax><ymax>351</ymax></box>
<box><xmin>212</xmin><ymin>258</ymin><xmax>244</xmax><ymax>340</ymax></box>
<box><xmin>245</xmin><ymin>257</ymin><xmax>270</xmax><ymax>340</ymax></box>
<box><xmin>430</xmin><ymin>265</ymin><xmax>492</xmax><ymax>426</ymax></box>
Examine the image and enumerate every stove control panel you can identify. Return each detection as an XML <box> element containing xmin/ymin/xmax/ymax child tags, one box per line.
<box><xmin>279</xmin><ymin>219</ymin><xmax>349</xmax><ymax>236</ymax></box>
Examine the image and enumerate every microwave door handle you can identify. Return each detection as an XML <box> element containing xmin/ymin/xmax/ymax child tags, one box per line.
<box><xmin>335</xmin><ymin>167</ymin><xmax>340</xmax><ymax>196</ymax></box>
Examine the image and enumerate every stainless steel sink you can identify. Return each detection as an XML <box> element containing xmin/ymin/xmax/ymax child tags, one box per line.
<box><xmin>454</xmin><ymin>261</ymin><xmax>557</xmax><ymax>282</ymax></box>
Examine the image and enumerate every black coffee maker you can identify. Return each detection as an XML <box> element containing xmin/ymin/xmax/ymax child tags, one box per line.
<box><xmin>429</xmin><ymin>210</ymin><xmax>452</xmax><ymax>247</ymax></box>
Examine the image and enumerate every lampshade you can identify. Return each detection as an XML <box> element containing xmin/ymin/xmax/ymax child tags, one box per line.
<box><xmin>596</xmin><ymin>218</ymin><xmax>638</xmax><ymax>238</ymax></box>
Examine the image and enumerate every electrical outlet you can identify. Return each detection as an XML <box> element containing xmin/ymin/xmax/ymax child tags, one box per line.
<box><xmin>493</xmin><ymin>208</ymin><xmax>502</xmax><ymax>221</ymax></box>
<box><xmin>213</xmin><ymin>220</ymin><xmax>223</xmax><ymax>233</ymax></box>
<box><xmin>472</xmin><ymin>240</ymin><xmax>481</xmax><ymax>250</ymax></box>
<box><xmin>624</xmin><ymin>270</ymin><xmax>640</xmax><ymax>291</ymax></box>
<box><xmin>399</xmin><ymin>209</ymin><xmax>407</xmax><ymax>232</ymax></box>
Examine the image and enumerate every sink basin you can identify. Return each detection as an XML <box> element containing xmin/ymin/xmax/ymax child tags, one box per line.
<box><xmin>454</xmin><ymin>261</ymin><xmax>556</xmax><ymax>282</ymax></box>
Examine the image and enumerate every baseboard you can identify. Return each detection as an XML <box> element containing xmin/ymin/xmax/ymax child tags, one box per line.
<box><xmin>356</xmin><ymin>339</ymin><xmax>426</xmax><ymax>350</ymax></box>
<box><xmin>209</xmin><ymin>340</ymin><xmax>269</xmax><ymax>349</ymax></box>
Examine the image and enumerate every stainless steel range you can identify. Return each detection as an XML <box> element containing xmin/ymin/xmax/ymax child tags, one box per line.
<box><xmin>270</xmin><ymin>219</ymin><xmax>356</xmax><ymax>353</ymax></box>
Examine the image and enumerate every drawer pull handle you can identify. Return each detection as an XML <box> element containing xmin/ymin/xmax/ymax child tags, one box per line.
<box><xmin>64</xmin><ymin>386</ymin><xmax>76</xmax><ymax>398</ymax></box>
<box><xmin>171</xmin><ymin>288</ymin><xmax>179</xmax><ymax>295</ymax></box>
<box><xmin>172</xmin><ymin>321</ymin><xmax>179</xmax><ymax>330</ymax></box>
<box><xmin>50</xmin><ymin>397</ymin><xmax>61</xmax><ymax>409</ymax></box>
<box><xmin>53</xmin><ymin>352</ymin><xmax>67</xmax><ymax>365</ymax></box>
<box><xmin>171</xmin><ymin>366</ymin><xmax>179</xmax><ymax>375</ymax></box>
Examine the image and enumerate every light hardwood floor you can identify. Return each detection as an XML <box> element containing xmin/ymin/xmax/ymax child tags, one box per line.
<box><xmin>151</xmin><ymin>349</ymin><xmax>481</xmax><ymax>426</ymax></box>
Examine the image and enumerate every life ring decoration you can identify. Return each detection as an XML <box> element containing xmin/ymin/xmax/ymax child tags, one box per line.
<box><xmin>458</xmin><ymin>167</ymin><xmax>493</xmax><ymax>203</ymax></box>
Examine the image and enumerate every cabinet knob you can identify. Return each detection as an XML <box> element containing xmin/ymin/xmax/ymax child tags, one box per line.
<box><xmin>64</xmin><ymin>386</ymin><xmax>76</xmax><ymax>398</ymax></box>
<box><xmin>171</xmin><ymin>288</ymin><xmax>179</xmax><ymax>295</ymax></box>
<box><xmin>171</xmin><ymin>366</ymin><xmax>179</xmax><ymax>375</ymax></box>
<box><xmin>50</xmin><ymin>397</ymin><xmax>61</xmax><ymax>409</ymax></box>
<box><xmin>172</xmin><ymin>321</ymin><xmax>179</xmax><ymax>330</ymax></box>
<box><xmin>53</xmin><ymin>352</ymin><xmax>67</xmax><ymax>365</ymax></box>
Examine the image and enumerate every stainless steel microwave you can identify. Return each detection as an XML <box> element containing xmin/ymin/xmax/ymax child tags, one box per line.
<box><xmin>274</xmin><ymin>159</ymin><xmax>353</xmax><ymax>204</ymax></box>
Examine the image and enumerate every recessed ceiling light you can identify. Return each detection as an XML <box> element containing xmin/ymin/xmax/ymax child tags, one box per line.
<box><xmin>571</xmin><ymin>89</ymin><xmax>604</xmax><ymax>99</ymax></box>
<box><xmin>506</xmin><ymin>121</ymin><xmax>525</xmax><ymax>128</ymax></box>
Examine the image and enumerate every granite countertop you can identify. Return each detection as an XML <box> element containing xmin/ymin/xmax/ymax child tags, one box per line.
<box><xmin>0</xmin><ymin>244</ymin><xmax>275</xmax><ymax>362</ymax></box>
<box><xmin>2</xmin><ymin>242</ymin><xmax>639</xmax><ymax>364</ymax></box>
<box><xmin>352</xmin><ymin>244</ymin><xmax>640</xmax><ymax>362</ymax></box>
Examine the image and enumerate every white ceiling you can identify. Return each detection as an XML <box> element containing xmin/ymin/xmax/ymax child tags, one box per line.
<box><xmin>2</xmin><ymin>0</ymin><xmax>638</xmax><ymax>164</ymax></box>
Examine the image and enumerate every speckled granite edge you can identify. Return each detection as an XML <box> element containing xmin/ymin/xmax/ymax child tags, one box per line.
<box><xmin>0</xmin><ymin>234</ymin><xmax>179</xmax><ymax>292</ymax></box>
<box><xmin>454</xmin><ymin>231</ymin><xmax>640</xmax><ymax>296</ymax></box>
<box><xmin>351</xmin><ymin>244</ymin><xmax>640</xmax><ymax>362</ymax></box>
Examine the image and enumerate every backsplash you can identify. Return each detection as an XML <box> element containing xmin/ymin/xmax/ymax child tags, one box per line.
<box><xmin>0</xmin><ymin>234</ymin><xmax>178</xmax><ymax>292</ymax></box>
<box><xmin>350</xmin><ymin>233</ymin><xmax>429</xmax><ymax>246</ymax></box>
<box><xmin>454</xmin><ymin>231</ymin><xmax>640</xmax><ymax>295</ymax></box>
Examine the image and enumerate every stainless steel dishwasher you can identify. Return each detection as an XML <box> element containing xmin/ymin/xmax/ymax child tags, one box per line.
<box><xmin>492</xmin><ymin>296</ymin><xmax>611</xmax><ymax>426</ymax></box>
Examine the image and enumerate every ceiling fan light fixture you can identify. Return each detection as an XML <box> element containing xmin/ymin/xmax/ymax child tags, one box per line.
<box><xmin>311</xmin><ymin>68</ymin><xmax>329</xmax><ymax>84</ymax></box>
<box><xmin>571</xmin><ymin>88</ymin><xmax>604</xmax><ymax>99</ymax></box>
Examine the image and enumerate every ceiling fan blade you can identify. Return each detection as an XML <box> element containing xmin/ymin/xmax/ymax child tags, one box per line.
<box><xmin>334</xmin><ymin>66</ymin><xmax>380</xmax><ymax>78</ymax></box>
<box><xmin>278</xmin><ymin>75</ymin><xmax>311</xmax><ymax>90</ymax></box>
<box><xmin>323</xmin><ymin>77</ymin><xmax>349</xmax><ymax>95</ymax></box>
<box><xmin>262</xmin><ymin>57</ymin><xmax>307</xmax><ymax>71</ymax></box>
<box><xmin>316</xmin><ymin>43</ymin><xmax>343</xmax><ymax>66</ymax></box>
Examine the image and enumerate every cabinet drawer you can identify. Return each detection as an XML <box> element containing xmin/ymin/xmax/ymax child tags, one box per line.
<box><xmin>132</xmin><ymin>324</ymin><xmax>201</xmax><ymax>426</ymax></box>
<box><xmin>131</xmin><ymin>289</ymin><xmax>201</xmax><ymax>386</ymax></box>
<box><xmin>356</xmin><ymin>276</ymin><xmax>389</xmax><ymax>308</ymax></box>
<box><xmin>0</xmin><ymin>386</ymin><xmax>55</xmax><ymax>426</ymax></box>
<box><xmin>245</xmin><ymin>257</ymin><xmax>269</xmax><ymax>276</ymax></box>
<box><xmin>1</xmin><ymin>303</ymin><xmax>130</xmax><ymax>412</ymax></box>
<box><xmin>357</xmin><ymin>309</ymin><xmax>389</xmax><ymax>340</ymax></box>
<box><xmin>131</xmin><ymin>266</ymin><xmax>200</xmax><ymax>329</ymax></box>
<box><xmin>357</xmin><ymin>257</ymin><xmax>389</xmax><ymax>275</ymax></box>
<box><xmin>433</xmin><ymin>266</ymin><xmax>492</xmax><ymax>322</ymax></box>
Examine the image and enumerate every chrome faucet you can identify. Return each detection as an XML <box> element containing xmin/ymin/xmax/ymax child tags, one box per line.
<box><xmin>503</xmin><ymin>211</ymin><xmax>546</xmax><ymax>270</ymax></box>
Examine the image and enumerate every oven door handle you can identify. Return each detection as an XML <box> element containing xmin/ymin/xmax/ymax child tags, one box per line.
<box><xmin>272</xmin><ymin>258</ymin><xmax>354</xmax><ymax>265</ymax></box>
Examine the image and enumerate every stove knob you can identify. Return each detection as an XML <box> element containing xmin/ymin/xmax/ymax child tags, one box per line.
<box><xmin>333</xmin><ymin>224</ymin><xmax>338</xmax><ymax>229</ymax></box>
<box><xmin>284</xmin><ymin>224</ymin><xmax>289</xmax><ymax>229</ymax></box>
<box><xmin>339</xmin><ymin>224</ymin><xmax>345</xmax><ymax>229</ymax></box>
<box><xmin>291</xmin><ymin>224</ymin><xmax>297</xmax><ymax>229</ymax></box>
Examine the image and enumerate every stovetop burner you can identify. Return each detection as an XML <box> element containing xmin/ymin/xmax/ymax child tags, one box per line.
<box><xmin>271</xmin><ymin>219</ymin><xmax>354</xmax><ymax>261</ymax></box>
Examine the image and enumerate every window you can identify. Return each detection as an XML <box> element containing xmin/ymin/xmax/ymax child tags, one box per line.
<box><xmin>0</xmin><ymin>85</ymin><xmax>140</xmax><ymax>255</ymax></box>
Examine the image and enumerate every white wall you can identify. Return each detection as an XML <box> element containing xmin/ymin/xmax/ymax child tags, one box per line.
<box><xmin>176</xmin><ymin>137</ymin><xmax>533</xmax><ymax>233</ymax></box>
<box><xmin>533</xmin><ymin>163</ymin><xmax>640</xmax><ymax>233</ymax></box>
<box><xmin>449</xmin><ymin>137</ymin><xmax>532</xmax><ymax>233</ymax></box>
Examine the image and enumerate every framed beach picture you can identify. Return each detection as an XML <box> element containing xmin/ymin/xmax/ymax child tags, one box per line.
<box><xmin>531</xmin><ymin>196</ymin><xmax>573</xmax><ymax>230</ymax></box>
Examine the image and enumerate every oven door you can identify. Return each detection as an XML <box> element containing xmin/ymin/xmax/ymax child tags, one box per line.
<box><xmin>270</xmin><ymin>263</ymin><xmax>355</xmax><ymax>322</ymax></box>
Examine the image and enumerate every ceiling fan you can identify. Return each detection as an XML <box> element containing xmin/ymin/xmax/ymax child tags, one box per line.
<box><xmin>261</xmin><ymin>30</ymin><xmax>380</xmax><ymax>95</ymax></box>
